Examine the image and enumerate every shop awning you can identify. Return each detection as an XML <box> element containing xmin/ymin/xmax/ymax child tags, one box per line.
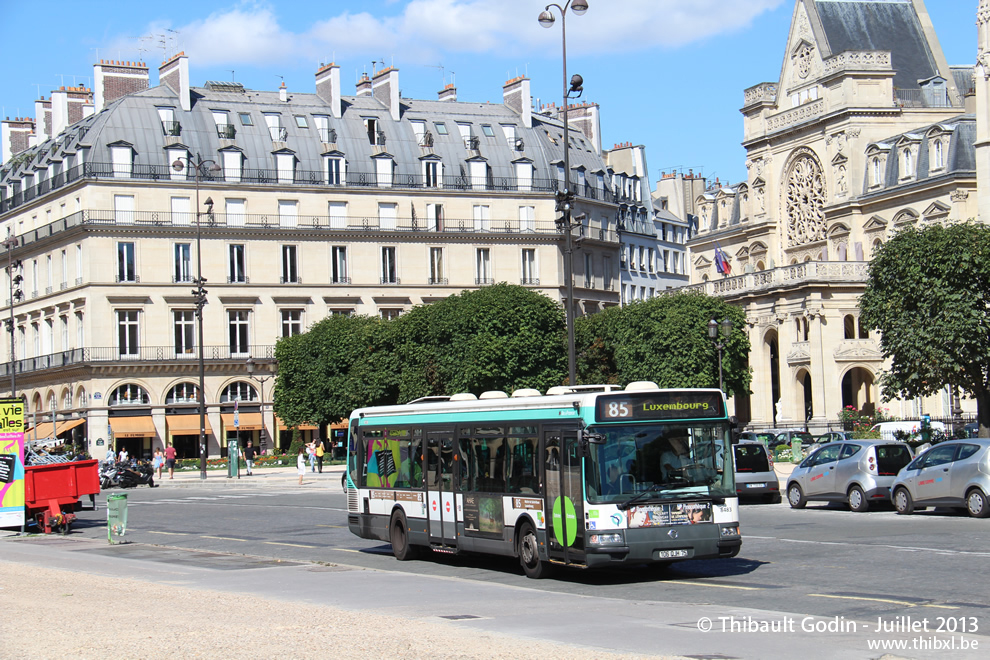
<box><xmin>220</xmin><ymin>412</ymin><xmax>263</xmax><ymax>431</ymax></box>
<box><xmin>56</xmin><ymin>418</ymin><xmax>86</xmax><ymax>435</ymax></box>
<box><xmin>329</xmin><ymin>420</ymin><xmax>349</xmax><ymax>430</ymax></box>
<box><xmin>26</xmin><ymin>422</ymin><xmax>57</xmax><ymax>440</ymax></box>
<box><xmin>109</xmin><ymin>416</ymin><xmax>158</xmax><ymax>438</ymax></box>
<box><xmin>166</xmin><ymin>414</ymin><xmax>214</xmax><ymax>435</ymax></box>
<box><xmin>276</xmin><ymin>416</ymin><xmax>319</xmax><ymax>431</ymax></box>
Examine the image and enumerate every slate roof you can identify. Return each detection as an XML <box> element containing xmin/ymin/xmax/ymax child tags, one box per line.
<box><xmin>814</xmin><ymin>0</ymin><xmax>938</xmax><ymax>90</ymax></box>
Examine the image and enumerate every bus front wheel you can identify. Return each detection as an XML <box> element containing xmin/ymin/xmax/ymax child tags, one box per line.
<box><xmin>390</xmin><ymin>511</ymin><xmax>419</xmax><ymax>561</ymax></box>
<box><xmin>518</xmin><ymin>522</ymin><xmax>551</xmax><ymax>579</ymax></box>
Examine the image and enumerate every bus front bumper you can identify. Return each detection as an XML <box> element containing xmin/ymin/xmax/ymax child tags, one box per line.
<box><xmin>584</xmin><ymin>525</ymin><xmax>741</xmax><ymax>566</ymax></box>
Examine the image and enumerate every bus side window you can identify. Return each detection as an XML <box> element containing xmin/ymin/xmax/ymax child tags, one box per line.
<box><xmin>458</xmin><ymin>438</ymin><xmax>475</xmax><ymax>491</ymax></box>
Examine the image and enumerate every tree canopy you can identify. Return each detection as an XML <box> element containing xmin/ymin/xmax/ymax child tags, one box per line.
<box><xmin>576</xmin><ymin>291</ymin><xmax>751</xmax><ymax>397</ymax></box>
<box><xmin>859</xmin><ymin>222</ymin><xmax>990</xmax><ymax>434</ymax></box>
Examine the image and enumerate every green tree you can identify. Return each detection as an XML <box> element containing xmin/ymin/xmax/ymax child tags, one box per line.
<box><xmin>273</xmin><ymin>314</ymin><xmax>397</xmax><ymax>428</ymax></box>
<box><xmin>859</xmin><ymin>222</ymin><xmax>990</xmax><ymax>435</ymax></box>
<box><xmin>575</xmin><ymin>292</ymin><xmax>751</xmax><ymax>396</ymax></box>
<box><xmin>393</xmin><ymin>283</ymin><xmax>567</xmax><ymax>400</ymax></box>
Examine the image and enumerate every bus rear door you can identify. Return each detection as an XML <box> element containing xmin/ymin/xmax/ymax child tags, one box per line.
<box><xmin>544</xmin><ymin>428</ymin><xmax>586</xmax><ymax>565</ymax></box>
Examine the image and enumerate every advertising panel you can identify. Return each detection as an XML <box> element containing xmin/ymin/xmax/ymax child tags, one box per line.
<box><xmin>0</xmin><ymin>398</ymin><xmax>26</xmax><ymax>528</ymax></box>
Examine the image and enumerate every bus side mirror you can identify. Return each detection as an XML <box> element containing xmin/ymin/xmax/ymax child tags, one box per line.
<box><xmin>580</xmin><ymin>431</ymin><xmax>606</xmax><ymax>445</ymax></box>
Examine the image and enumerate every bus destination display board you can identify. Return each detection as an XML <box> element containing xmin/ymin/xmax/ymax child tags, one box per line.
<box><xmin>595</xmin><ymin>391</ymin><xmax>724</xmax><ymax>422</ymax></box>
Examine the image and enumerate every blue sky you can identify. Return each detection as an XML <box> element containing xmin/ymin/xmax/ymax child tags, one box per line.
<box><xmin>0</xmin><ymin>1</ymin><xmax>978</xmax><ymax>186</ymax></box>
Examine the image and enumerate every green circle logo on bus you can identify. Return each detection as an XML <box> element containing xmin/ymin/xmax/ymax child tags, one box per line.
<box><xmin>551</xmin><ymin>496</ymin><xmax>577</xmax><ymax>547</ymax></box>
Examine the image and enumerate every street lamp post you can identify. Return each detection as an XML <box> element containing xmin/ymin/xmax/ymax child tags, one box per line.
<box><xmin>539</xmin><ymin>0</ymin><xmax>587</xmax><ymax>388</ymax></box>
<box><xmin>708</xmin><ymin>318</ymin><xmax>733</xmax><ymax>393</ymax></box>
<box><xmin>245</xmin><ymin>356</ymin><xmax>275</xmax><ymax>453</ymax></box>
<box><xmin>2</xmin><ymin>232</ymin><xmax>22</xmax><ymax>396</ymax></box>
<box><xmin>172</xmin><ymin>153</ymin><xmax>221</xmax><ymax>480</ymax></box>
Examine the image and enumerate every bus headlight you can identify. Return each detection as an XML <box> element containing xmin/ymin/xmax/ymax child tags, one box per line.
<box><xmin>720</xmin><ymin>525</ymin><xmax>740</xmax><ymax>537</ymax></box>
<box><xmin>589</xmin><ymin>533</ymin><xmax>624</xmax><ymax>545</ymax></box>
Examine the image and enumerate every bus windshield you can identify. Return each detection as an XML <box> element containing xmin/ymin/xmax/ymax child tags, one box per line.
<box><xmin>586</xmin><ymin>422</ymin><xmax>734</xmax><ymax>504</ymax></box>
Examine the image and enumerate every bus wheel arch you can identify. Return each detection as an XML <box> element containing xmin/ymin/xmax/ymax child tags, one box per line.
<box><xmin>389</xmin><ymin>508</ymin><xmax>420</xmax><ymax>561</ymax></box>
<box><xmin>516</xmin><ymin>518</ymin><xmax>551</xmax><ymax>579</ymax></box>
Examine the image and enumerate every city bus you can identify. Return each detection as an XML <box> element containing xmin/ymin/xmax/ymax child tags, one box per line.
<box><xmin>345</xmin><ymin>382</ymin><xmax>741</xmax><ymax>578</ymax></box>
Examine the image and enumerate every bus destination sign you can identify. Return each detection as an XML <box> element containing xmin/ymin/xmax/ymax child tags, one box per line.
<box><xmin>595</xmin><ymin>391</ymin><xmax>724</xmax><ymax>422</ymax></box>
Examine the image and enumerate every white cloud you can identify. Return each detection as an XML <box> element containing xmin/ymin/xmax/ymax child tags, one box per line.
<box><xmin>115</xmin><ymin>0</ymin><xmax>786</xmax><ymax>68</ymax></box>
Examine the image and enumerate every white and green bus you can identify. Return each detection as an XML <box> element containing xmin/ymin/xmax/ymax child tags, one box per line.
<box><xmin>346</xmin><ymin>382</ymin><xmax>741</xmax><ymax>578</ymax></box>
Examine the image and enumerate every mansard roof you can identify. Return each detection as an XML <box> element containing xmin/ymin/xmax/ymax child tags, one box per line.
<box><xmin>863</xmin><ymin>114</ymin><xmax>975</xmax><ymax>194</ymax></box>
<box><xmin>813</xmin><ymin>0</ymin><xmax>939</xmax><ymax>91</ymax></box>
<box><xmin>1</xmin><ymin>79</ymin><xmax>610</xmax><ymax>189</ymax></box>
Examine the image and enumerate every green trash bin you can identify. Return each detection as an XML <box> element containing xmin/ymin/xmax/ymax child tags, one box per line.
<box><xmin>228</xmin><ymin>439</ymin><xmax>240</xmax><ymax>479</ymax></box>
<box><xmin>791</xmin><ymin>439</ymin><xmax>803</xmax><ymax>464</ymax></box>
<box><xmin>107</xmin><ymin>493</ymin><xmax>128</xmax><ymax>544</ymax></box>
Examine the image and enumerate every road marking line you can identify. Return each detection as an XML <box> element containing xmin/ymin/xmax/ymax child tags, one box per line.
<box><xmin>264</xmin><ymin>541</ymin><xmax>317</xmax><ymax>548</ymax></box>
<box><xmin>316</xmin><ymin>524</ymin><xmax>347</xmax><ymax>528</ymax></box>
<box><xmin>201</xmin><ymin>535</ymin><xmax>248</xmax><ymax>542</ymax></box>
<box><xmin>663</xmin><ymin>580</ymin><xmax>761</xmax><ymax>591</ymax></box>
<box><xmin>147</xmin><ymin>531</ymin><xmax>189</xmax><ymax>536</ymax></box>
<box><xmin>748</xmin><ymin>536</ymin><xmax>990</xmax><ymax>558</ymax></box>
<box><xmin>808</xmin><ymin>593</ymin><xmax>958</xmax><ymax>610</ymax></box>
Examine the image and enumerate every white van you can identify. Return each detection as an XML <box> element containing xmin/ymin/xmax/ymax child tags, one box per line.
<box><xmin>870</xmin><ymin>421</ymin><xmax>945</xmax><ymax>443</ymax></box>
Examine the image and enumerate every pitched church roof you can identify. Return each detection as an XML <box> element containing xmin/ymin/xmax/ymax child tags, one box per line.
<box><xmin>813</xmin><ymin>0</ymin><xmax>939</xmax><ymax>90</ymax></box>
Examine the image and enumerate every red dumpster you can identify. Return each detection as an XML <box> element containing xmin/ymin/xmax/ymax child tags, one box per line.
<box><xmin>24</xmin><ymin>459</ymin><xmax>100</xmax><ymax>534</ymax></box>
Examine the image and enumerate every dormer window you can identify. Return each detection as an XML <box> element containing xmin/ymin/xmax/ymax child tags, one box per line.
<box><xmin>157</xmin><ymin>107</ymin><xmax>180</xmax><ymax>136</ymax></box>
<box><xmin>423</xmin><ymin>159</ymin><xmax>442</xmax><ymax>188</ymax></box>
<box><xmin>212</xmin><ymin>110</ymin><xmax>236</xmax><ymax>139</ymax></box>
<box><xmin>265</xmin><ymin>113</ymin><xmax>287</xmax><ymax>142</ymax></box>
<box><xmin>314</xmin><ymin>116</ymin><xmax>335</xmax><ymax>143</ymax></box>
<box><xmin>364</xmin><ymin>118</ymin><xmax>382</xmax><ymax>145</ymax></box>
<box><xmin>109</xmin><ymin>143</ymin><xmax>133</xmax><ymax>178</ymax></box>
<box><xmin>275</xmin><ymin>152</ymin><xmax>295</xmax><ymax>184</ymax></box>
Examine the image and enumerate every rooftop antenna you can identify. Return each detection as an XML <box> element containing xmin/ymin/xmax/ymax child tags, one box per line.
<box><xmin>229</xmin><ymin>70</ymin><xmax>236</xmax><ymax>82</ymax></box>
<box><xmin>33</xmin><ymin>84</ymin><xmax>42</xmax><ymax>100</ymax></box>
<box><xmin>426</xmin><ymin>63</ymin><xmax>446</xmax><ymax>86</ymax></box>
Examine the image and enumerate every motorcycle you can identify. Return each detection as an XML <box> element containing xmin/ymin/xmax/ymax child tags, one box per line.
<box><xmin>99</xmin><ymin>460</ymin><xmax>122</xmax><ymax>489</ymax></box>
<box><xmin>117</xmin><ymin>460</ymin><xmax>156</xmax><ymax>488</ymax></box>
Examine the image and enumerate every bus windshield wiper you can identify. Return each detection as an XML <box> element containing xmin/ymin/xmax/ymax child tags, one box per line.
<box><xmin>617</xmin><ymin>483</ymin><xmax>676</xmax><ymax>511</ymax></box>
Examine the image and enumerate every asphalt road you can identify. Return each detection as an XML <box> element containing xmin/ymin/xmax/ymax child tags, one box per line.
<box><xmin>53</xmin><ymin>485</ymin><xmax>990</xmax><ymax>621</ymax></box>
<box><xmin>8</xmin><ymin>483</ymin><xmax>990</xmax><ymax>658</ymax></box>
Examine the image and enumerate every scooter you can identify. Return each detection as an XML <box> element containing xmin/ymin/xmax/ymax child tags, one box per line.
<box><xmin>117</xmin><ymin>460</ymin><xmax>156</xmax><ymax>488</ymax></box>
<box><xmin>99</xmin><ymin>460</ymin><xmax>122</xmax><ymax>489</ymax></box>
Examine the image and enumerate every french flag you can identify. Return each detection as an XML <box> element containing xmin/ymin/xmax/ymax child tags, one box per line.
<box><xmin>714</xmin><ymin>244</ymin><xmax>732</xmax><ymax>275</ymax></box>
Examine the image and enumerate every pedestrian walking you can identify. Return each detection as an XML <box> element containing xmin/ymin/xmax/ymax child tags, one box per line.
<box><xmin>165</xmin><ymin>443</ymin><xmax>177</xmax><ymax>479</ymax></box>
<box><xmin>315</xmin><ymin>438</ymin><xmax>325</xmax><ymax>473</ymax></box>
<box><xmin>306</xmin><ymin>441</ymin><xmax>317</xmax><ymax>472</ymax></box>
<box><xmin>118</xmin><ymin>447</ymin><xmax>128</xmax><ymax>463</ymax></box>
<box><xmin>297</xmin><ymin>447</ymin><xmax>306</xmax><ymax>485</ymax></box>
<box><xmin>152</xmin><ymin>447</ymin><xmax>164</xmax><ymax>479</ymax></box>
<box><xmin>242</xmin><ymin>439</ymin><xmax>258</xmax><ymax>476</ymax></box>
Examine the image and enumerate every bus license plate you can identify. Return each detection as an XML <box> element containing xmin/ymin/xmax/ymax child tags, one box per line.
<box><xmin>656</xmin><ymin>549</ymin><xmax>689</xmax><ymax>559</ymax></box>
<box><xmin>746</xmin><ymin>483</ymin><xmax>766</xmax><ymax>488</ymax></box>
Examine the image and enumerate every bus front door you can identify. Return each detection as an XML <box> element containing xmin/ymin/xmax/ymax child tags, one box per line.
<box><xmin>427</xmin><ymin>434</ymin><xmax>457</xmax><ymax>547</ymax></box>
<box><xmin>544</xmin><ymin>430</ymin><xmax>586</xmax><ymax>566</ymax></box>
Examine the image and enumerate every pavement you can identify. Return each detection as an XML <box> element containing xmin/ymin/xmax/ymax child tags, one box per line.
<box><xmin>155</xmin><ymin>462</ymin><xmax>346</xmax><ymax>488</ymax></box>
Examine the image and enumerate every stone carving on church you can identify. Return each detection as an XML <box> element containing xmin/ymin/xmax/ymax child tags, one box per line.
<box><xmin>793</xmin><ymin>42</ymin><xmax>815</xmax><ymax>79</ymax></box>
<box><xmin>784</xmin><ymin>151</ymin><xmax>827</xmax><ymax>246</ymax></box>
<box><xmin>786</xmin><ymin>345</ymin><xmax>811</xmax><ymax>366</ymax></box>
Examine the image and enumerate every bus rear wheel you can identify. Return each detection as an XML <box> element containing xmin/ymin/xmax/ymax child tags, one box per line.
<box><xmin>390</xmin><ymin>511</ymin><xmax>419</xmax><ymax>561</ymax></box>
<box><xmin>518</xmin><ymin>522</ymin><xmax>551</xmax><ymax>579</ymax></box>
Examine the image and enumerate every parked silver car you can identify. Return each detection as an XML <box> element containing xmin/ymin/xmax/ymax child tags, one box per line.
<box><xmin>890</xmin><ymin>439</ymin><xmax>990</xmax><ymax>518</ymax></box>
<box><xmin>786</xmin><ymin>439</ymin><xmax>914</xmax><ymax>512</ymax></box>
<box><xmin>733</xmin><ymin>441</ymin><xmax>780</xmax><ymax>503</ymax></box>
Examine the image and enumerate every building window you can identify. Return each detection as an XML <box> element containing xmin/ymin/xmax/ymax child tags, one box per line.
<box><xmin>238</xmin><ymin>112</ymin><xmax>253</xmax><ymax>126</ymax></box>
<box><xmin>424</xmin><ymin>160</ymin><xmax>440</xmax><ymax>187</ymax></box>
<box><xmin>434</xmin><ymin>122</ymin><xmax>448</xmax><ymax>135</ymax></box>
<box><xmin>170</xmin><ymin>196</ymin><xmax>192</xmax><ymax>225</ymax></box>
<box><xmin>110</xmin><ymin>145</ymin><xmax>132</xmax><ymax>178</ymax></box>
<box><xmin>60</xmin><ymin>250</ymin><xmax>67</xmax><ymax>289</ymax></box>
<box><xmin>114</xmin><ymin>194</ymin><xmax>134</xmax><ymax>223</ymax></box>
<box><xmin>75</xmin><ymin>311</ymin><xmax>83</xmax><ymax>349</ymax></box>
<box><xmin>174</xmin><ymin>243</ymin><xmax>191</xmax><ymax>283</ymax></box>
<box><xmin>481</xmin><ymin>124</ymin><xmax>495</xmax><ymax>137</ymax></box>
<box><xmin>378</xmin><ymin>202</ymin><xmax>397</xmax><ymax>230</ymax></box>
<box><xmin>329</xmin><ymin>309</ymin><xmax>352</xmax><ymax>317</ymax></box>
<box><xmin>364</xmin><ymin>117</ymin><xmax>379</xmax><ymax>144</ymax></box>
<box><xmin>60</xmin><ymin>315</ymin><xmax>68</xmax><ymax>351</ymax></box>
<box><xmin>281</xmin><ymin>309</ymin><xmax>303</xmax><ymax>337</ymax></box>
<box><xmin>117</xmin><ymin>310</ymin><xmax>139</xmax><ymax>357</ymax></box>
<box><xmin>226</xmin><ymin>198</ymin><xmax>246</xmax><ymax>226</ymax></box>
<box><xmin>117</xmin><ymin>242</ymin><xmax>136</xmax><ymax>283</ymax></box>
<box><xmin>276</xmin><ymin>153</ymin><xmax>295</xmax><ymax>184</ymax></box>
<box><xmin>294</xmin><ymin>115</ymin><xmax>309</xmax><ymax>128</ymax></box>
<box><xmin>328</xmin><ymin>201</ymin><xmax>347</xmax><ymax>228</ymax></box>
<box><xmin>221</xmin><ymin>382</ymin><xmax>256</xmax><ymax>403</ymax></box>
<box><xmin>228</xmin><ymin>310</ymin><xmax>250</xmax><ymax>356</ymax></box>
<box><xmin>174</xmin><ymin>310</ymin><xmax>196</xmax><ymax>356</ymax></box>
<box><xmin>326</xmin><ymin>157</ymin><xmax>343</xmax><ymax>185</ymax></box>
<box><xmin>648</xmin><ymin>248</ymin><xmax>655</xmax><ymax>273</ymax></box>
<box><xmin>331</xmin><ymin>246</ymin><xmax>348</xmax><ymax>284</ymax></box>
<box><xmin>473</xmin><ymin>205</ymin><xmax>490</xmax><ymax>231</ymax></box>
<box><xmin>278</xmin><ymin>199</ymin><xmax>298</xmax><ymax>227</ymax></box>
<box><xmin>519</xmin><ymin>206</ymin><xmax>535</xmax><ymax>232</ymax></box>
<box><xmin>380</xmin><ymin>308</ymin><xmax>402</xmax><ymax>321</ymax></box>
<box><xmin>228</xmin><ymin>245</ymin><xmax>246</xmax><ymax>283</ymax></box>
<box><xmin>521</xmin><ymin>249</ymin><xmax>537</xmax><ymax>285</ymax></box>
<box><xmin>603</xmin><ymin>256</ymin><xmax>613</xmax><ymax>290</ymax></box>
<box><xmin>584</xmin><ymin>252</ymin><xmax>593</xmax><ymax>288</ymax></box>
<box><xmin>672</xmin><ymin>252</ymin><xmax>680</xmax><ymax>274</ymax></box>
<box><xmin>281</xmin><ymin>245</ymin><xmax>298</xmax><ymax>284</ymax></box>
<box><xmin>429</xmin><ymin>247</ymin><xmax>445</xmax><ymax>284</ymax></box>
<box><xmin>375</xmin><ymin>157</ymin><xmax>394</xmax><ymax>187</ymax></box>
<box><xmin>381</xmin><ymin>247</ymin><xmax>397</xmax><ymax>284</ymax></box>
<box><xmin>265</xmin><ymin>113</ymin><xmax>286</xmax><ymax>141</ymax></box>
<box><xmin>110</xmin><ymin>384</ymin><xmax>149</xmax><ymax>406</ymax></box>
<box><xmin>166</xmin><ymin>383</ymin><xmax>200</xmax><ymax>404</ymax></box>
<box><xmin>476</xmin><ymin>248</ymin><xmax>492</xmax><ymax>285</ymax></box>
<box><xmin>222</xmin><ymin>151</ymin><xmax>242</xmax><ymax>183</ymax></box>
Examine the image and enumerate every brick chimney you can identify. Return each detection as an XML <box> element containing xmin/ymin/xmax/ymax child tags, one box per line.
<box><xmin>438</xmin><ymin>83</ymin><xmax>457</xmax><ymax>102</ymax></box>
<box><xmin>35</xmin><ymin>97</ymin><xmax>52</xmax><ymax>140</ymax></box>
<box><xmin>279</xmin><ymin>81</ymin><xmax>288</xmax><ymax>103</ymax></box>
<box><xmin>1</xmin><ymin>117</ymin><xmax>35</xmax><ymax>162</ymax></box>
<box><xmin>158</xmin><ymin>52</ymin><xmax>190</xmax><ymax>112</ymax></box>
<box><xmin>372</xmin><ymin>66</ymin><xmax>400</xmax><ymax>121</ymax></box>
<box><xmin>356</xmin><ymin>73</ymin><xmax>372</xmax><ymax>97</ymax></box>
<box><xmin>66</xmin><ymin>87</ymin><xmax>93</xmax><ymax>124</ymax></box>
<box><xmin>502</xmin><ymin>76</ymin><xmax>532</xmax><ymax>129</ymax></box>
<box><xmin>94</xmin><ymin>60</ymin><xmax>149</xmax><ymax>112</ymax></box>
<box><xmin>315</xmin><ymin>63</ymin><xmax>341</xmax><ymax>118</ymax></box>
<box><xmin>560</xmin><ymin>101</ymin><xmax>601</xmax><ymax>152</ymax></box>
